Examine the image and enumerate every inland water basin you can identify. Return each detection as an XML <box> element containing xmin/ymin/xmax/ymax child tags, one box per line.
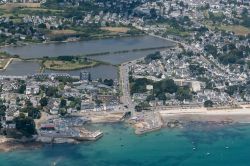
<box><xmin>0</xmin><ymin>36</ymin><xmax>174</xmax><ymax>80</ymax></box>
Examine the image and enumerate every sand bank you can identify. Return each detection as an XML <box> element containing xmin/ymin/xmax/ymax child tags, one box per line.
<box><xmin>159</xmin><ymin>105</ymin><xmax>250</xmax><ymax>124</ymax></box>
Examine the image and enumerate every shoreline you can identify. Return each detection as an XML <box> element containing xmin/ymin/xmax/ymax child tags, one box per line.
<box><xmin>0</xmin><ymin>33</ymin><xmax>146</xmax><ymax>49</ymax></box>
<box><xmin>158</xmin><ymin>105</ymin><xmax>250</xmax><ymax>116</ymax></box>
<box><xmin>0</xmin><ymin>137</ymin><xmax>42</xmax><ymax>153</ymax></box>
<box><xmin>0</xmin><ymin>58</ymin><xmax>13</xmax><ymax>71</ymax></box>
<box><xmin>130</xmin><ymin>105</ymin><xmax>250</xmax><ymax>135</ymax></box>
<box><xmin>159</xmin><ymin>105</ymin><xmax>250</xmax><ymax>125</ymax></box>
<box><xmin>2</xmin><ymin>109</ymin><xmax>250</xmax><ymax>152</ymax></box>
<box><xmin>41</xmin><ymin>60</ymin><xmax>104</xmax><ymax>71</ymax></box>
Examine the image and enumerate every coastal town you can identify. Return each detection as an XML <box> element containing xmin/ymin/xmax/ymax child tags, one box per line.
<box><xmin>0</xmin><ymin>0</ymin><xmax>249</xmax><ymax>151</ymax></box>
<box><xmin>0</xmin><ymin>71</ymin><xmax>129</xmax><ymax>144</ymax></box>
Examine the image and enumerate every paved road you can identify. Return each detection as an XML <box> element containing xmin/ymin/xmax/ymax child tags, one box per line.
<box><xmin>119</xmin><ymin>61</ymin><xmax>136</xmax><ymax>115</ymax></box>
<box><xmin>118</xmin><ymin>27</ymin><xmax>197</xmax><ymax>115</ymax></box>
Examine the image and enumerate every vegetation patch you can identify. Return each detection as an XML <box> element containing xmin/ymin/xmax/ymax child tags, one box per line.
<box><xmin>205</xmin><ymin>22</ymin><xmax>250</xmax><ymax>36</ymax></box>
<box><xmin>218</xmin><ymin>25</ymin><xmax>250</xmax><ymax>36</ymax></box>
<box><xmin>0</xmin><ymin>3</ymin><xmax>40</xmax><ymax>11</ymax></box>
<box><xmin>100</xmin><ymin>27</ymin><xmax>130</xmax><ymax>33</ymax></box>
<box><xmin>42</xmin><ymin>56</ymin><xmax>101</xmax><ymax>71</ymax></box>
<box><xmin>50</xmin><ymin>29</ymin><xmax>78</xmax><ymax>35</ymax></box>
<box><xmin>0</xmin><ymin>58</ymin><xmax>11</xmax><ymax>69</ymax></box>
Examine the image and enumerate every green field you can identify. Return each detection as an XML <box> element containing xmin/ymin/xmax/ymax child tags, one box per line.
<box><xmin>42</xmin><ymin>59</ymin><xmax>100</xmax><ymax>71</ymax></box>
<box><xmin>205</xmin><ymin>22</ymin><xmax>250</xmax><ymax>36</ymax></box>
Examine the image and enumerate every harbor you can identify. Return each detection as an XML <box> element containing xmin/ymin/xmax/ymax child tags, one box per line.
<box><xmin>37</xmin><ymin>117</ymin><xmax>103</xmax><ymax>143</ymax></box>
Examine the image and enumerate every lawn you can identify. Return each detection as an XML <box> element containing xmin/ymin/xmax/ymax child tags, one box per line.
<box><xmin>50</xmin><ymin>29</ymin><xmax>78</xmax><ymax>35</ymax></box>
<box><xmin>219</xmin><ymin>25</ymin><xmax>250</xmax><ymax>36</ymax></box>
<box><xmin>100</xmin><ymin>27</ymin><xmax>130</xmax><ymax>33</ymax></box>
<box><xmin>204</xmin><ymin>22</ymin><xmax>250</xmax><ymax>36</ymax></box>
<box><xmin>43</xmin><ymin>59</ymin><xmax>100</xmax><ymax>71</ymax></box>
<box><xmin>0</xmin><ymin>3</ymin><xmax>41</xmax><ymax>11</ymax></box>
<box><xmin>0</xmin><ymin>58</ymin><xmax>11</xmax><ymax>69</ymax></box>
<box><xmin>0</xmin><ymin>52</ymin><xmax>10</xmax><ymax>57</ymax></box>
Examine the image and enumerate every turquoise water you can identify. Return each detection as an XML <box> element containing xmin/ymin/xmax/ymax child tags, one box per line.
<box><xmin>1</xmin><ymin>123</ymin><xmax>250</xmax><ymax>166</ymax></box>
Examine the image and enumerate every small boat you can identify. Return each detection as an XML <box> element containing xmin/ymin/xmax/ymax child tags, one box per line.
<box><xmin>206</xmin><ymin>152</ymin><xmax>210</xmax><ymax>155</ymax></box>
<box><xmin>51</xmin><ymin>161</ymin><xmax>56</xmax><ymax>166</ymax></box>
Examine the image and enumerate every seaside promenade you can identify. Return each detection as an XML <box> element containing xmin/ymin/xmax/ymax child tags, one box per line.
<box><xmin>158</xmin><ymin>104</ymin><xmax>250</xmax><ymax>116</ymax></box>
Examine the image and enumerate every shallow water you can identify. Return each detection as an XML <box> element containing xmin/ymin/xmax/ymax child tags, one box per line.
<box><xmin>0</xmin><ymin>36</ymin><xmax>174</xmax><ymax>78</ymax></box>
<box><xmin>0</xmin><ymin>61</ymin><xmax>40</xmax><ymax>76</ymax></box>
<box><xmin>44</xmin><ymin>64</ymin><xmax>118</xmax><ymax>80</ymax></box>
<box><xmin>90</xmin><ymin>50</ymin><xmax>162</xmax><ymax>65</ymax></box>
<box><xmin>1</xmin><ymin>123</ymin><xmax>250</xmax><ymax>166</ymax></box>
<box><xmin>1</xmin><ymin>36</ymin><xmax>174</xmax><ymax>59</ymax></box>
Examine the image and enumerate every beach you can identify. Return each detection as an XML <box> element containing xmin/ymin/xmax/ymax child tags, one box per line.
<box><xmin>158</xmin><ymin>105</ymin><xmax>250</xmax><ymax>128</ymax></box>
<box><xmin>158</xmin><ymin>104</ymin><xmax>250</xmax><ymax>116</ymax></box>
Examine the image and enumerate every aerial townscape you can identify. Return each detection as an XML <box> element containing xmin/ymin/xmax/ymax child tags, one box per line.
<box><xmin>0</xmin><ymin>0</ymin><xmax>249</xmax><ymax>165</ymax></box>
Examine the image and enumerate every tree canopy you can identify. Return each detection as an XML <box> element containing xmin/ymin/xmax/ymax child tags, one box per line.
<box><xmin>14</xmin><ymin>114</ymin><xmax>36</xmax><ymax>137</ymax></box>
<box><xmin>204</xmin><ymin>100</ymin><xmax>213</xmax><ymax>107</ymax></box>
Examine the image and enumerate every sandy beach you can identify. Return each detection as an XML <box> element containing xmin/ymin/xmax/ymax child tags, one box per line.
<box><xmin>159</xmin><ymin>104</ymin><xmax>250</xmax><ymax>124</ymax></box>
<box><xmin>159</xmin><ymin>105</ymin><xmax>250</xmax><ymax>115</ymax></box>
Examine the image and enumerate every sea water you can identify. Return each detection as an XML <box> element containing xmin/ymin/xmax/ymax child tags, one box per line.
<box><xmin>0</xmin><ymin>123</ymin><xmax>250</xmax><ymax>166</ymax></box>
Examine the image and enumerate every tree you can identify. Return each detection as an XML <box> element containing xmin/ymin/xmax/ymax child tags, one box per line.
<box><xmin>179</xmin><ymin>1</ymin><xmax>184</xmax><ymax>7</ymax></box>
<box><xmin>60</xmin><ymin>99</ymin><xmax>67</xmax><ymax>108</ymax></box>
<box><xmin>157</xmin><ymin>92</ymin><xmax>167</xmax><ymax>101</ymax></box>
<box><xmin>153</xmin><ymin>79</ymin><xmax>178</xmax><ymax>95</ymax></box>
<box><xmin>130</xmin><ymin>78</ymin><xmax>152</xmax><ymax>94</ymax></box>
<box><xmin>146</xmin><ymin>95</ymin><xmax>155</xmax><ymax>101</ymax></box>
<box><xmin>18</xmin><ymin>84</ymin><xmax>26</xmax><ymax>94</ymax></box>
<box><xmin>144</xmin><ymin>51</ymin><xmax>161</xmax><ymax>63</ymax></box>
<box><xmin>204</xmin><ymin>100</ymin><xmax>213</xmax><ymax>107</ymax></box>
<box><xmin>28</xmin><ymin>108</ymin><xmax>41</xmax><ymax>119</ymax></box>
<box><xmin>242</xmin><ymin>16</ymin><xmax>250</xmax><ymax>27</ymax></box>
<box><xmin>175</xmin><ymin>87</ymin><xmax>192</xmax><ymax>101</ymax></box>
<box><xmin>204</xmin><ymin>44</ymin><xmax>217</xmax><ymax>56</ymax></box>
<box><xmin>38</xmin><ymin>23</ymin><xmax>46</xmax><ymax>29</ymax></box>
<box><xmin>189</xmin><ymin>64</ymin><xmax>206</xmax><ymax>76</ymax></box>
<box><xmin>45</xmin><ymin>86</ymin><xmax>58</xmax><ymax>97</ymax></box>
<box><xmin>40</xmin><ymin>97</ymin><xmax>48</xmax><ymax>107</ymax></box>
<box><xmin>103</xmin><ymin>79</ymin><xmax>114</xmax><ymax>86</ymax></box>
<box><xmin>226</xmin><ymin>85</ymin><xmax>240</xmax><ymax>96</ymax></box>
<box><xmin>14</xmin><ymin>114</ymin><xmax>36</xmax><ymax>137</ymax></box>
<box><xmin>0</xmin><ymin>105</ymin><xmax>6</xmax><ymax>117</ymax></box>
<box><xmin>21</xmin><ymin>107</ymin><xmax>41</xmax><ymax>119</ymax></box>
<box><xmin>241</xmin><ymin>8</ymin><xmax>248</xmax><ymax>18</ymax></box>
<box><xmin>59</xmin><ymin>108</ymin><xmax>67</xmax><ymax>116</ymax></box>
<box><xmin>135</xmin><ymin>105</ymin><xmax>142</xmax><ymax>112</ymax></box>
<box><xmin>25</xmin><ymin>100</ymin><xmax>33</xmax><ymax>107</ymax></box>
<box><xmin>95</xmin><ymin>99</ymin><xmax>102</xmax><ymax>107</ymax></box>
<box><xmin>150</xmin><ymin>8</ymin><xmax>157</xmax><ymax>19</ymax></box>
<box><xmin>57</xmin><ymin>55</ymin><xmax>76</xmax><ymax>61</ymax></box>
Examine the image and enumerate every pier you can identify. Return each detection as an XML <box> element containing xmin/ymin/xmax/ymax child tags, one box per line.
<box><xmin>131</xmin><ymin>111</ymin><xmax>164</xmax><ymax>135</ymax></box>
<box><xmin>38</xmin><ymin>129</ymin><xmax>103</xmax><ymax>143</ymax></box>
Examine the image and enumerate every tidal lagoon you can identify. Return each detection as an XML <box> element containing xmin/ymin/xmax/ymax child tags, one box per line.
<box><xmin>0</xmin><ymin>123</ymin><xmax>250</xmax><ymax>166</ymax></box>
<box><xmin>1</xmin><ymin>36</ymin><xmax>174</xmax><ymax>59</ymax></box>
<box><xmin>0</xmin><ymin>36</ymin><xmax>174</xmax><ymax>78</ymax></box>
<box><xmin>0</xmin><ymin>61</ymin><xmax>40</xmax><ymax>76</ymax></box>
<box><xmin>44</xmin><ymin>64</ymin><xmax>118</xmax><ymax>80</ymax></box>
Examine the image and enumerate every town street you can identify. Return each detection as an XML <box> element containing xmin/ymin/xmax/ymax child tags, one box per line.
<box><xmin>120</xmin><ymin>62</ymin><xmax>135</xmax><ymax>115</ymax></box>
